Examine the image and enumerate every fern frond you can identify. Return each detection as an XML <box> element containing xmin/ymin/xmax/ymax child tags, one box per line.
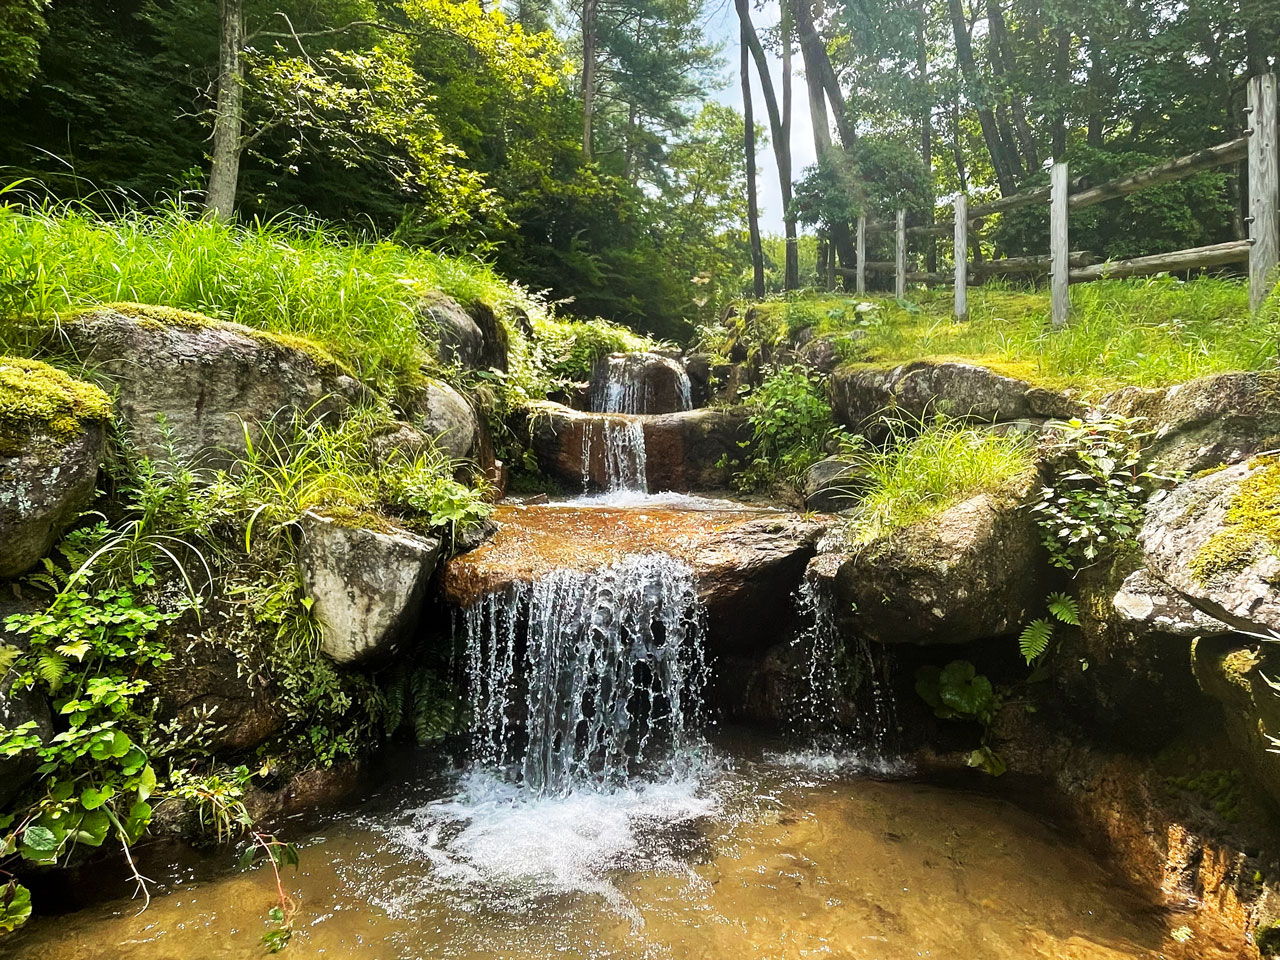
<box><xmin>1047</xmin><ymin>592</ymin><xmax>1081</xmax><ymax>626</ymax></box>
<box><xmin>1019</xmin><ymin>619</ymin><xmax>1054</xmax><ymax>664</ymax></box>
<box><xmin>36</xmin><ymin>652</ymin><xmax>69</xmax><ymax>688</ymax></box>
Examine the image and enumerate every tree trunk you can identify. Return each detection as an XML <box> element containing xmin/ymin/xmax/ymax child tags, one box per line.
<box><xmin>581</xmin><ymin>0</ymin><xmax>597</xmax><ymax>160</ymax></box>
<box><xmin>985</xmin><ymin>0</ymin><xmax>1037</xmax><ymax>172</ymax></box>
<box><xmin>204</xmin><ymin>0</ymin><xmax>244</xmax><ymax>220</ymax></box>
<box><xmin>917</xmin><ymin>6</ymin><xmax>935</xmax><ymax>272</ymax></box>
<box><xmin>1086</xmin><ymin>37</ymin><xmax>1106</xmax><ymax>148</ymax></box>
<box><xmin>737</xmin><ymin>0</ymin><xmax>797</xmax><ymax>289</ymax></box>
<box><xmin>741</xmin><ymin>22</ymin><xmax>765</xmax><ymax>299</ymax></box>
<box><xmin>945</xmin><ymin>0</ymin><xmax>1016</xmax><ymax>194</ymax></box>
<box><xmin>780</xmin><ymin>0</ymin><xmax>798</xmax><ymax>289</ymax></box>
<box><xmin>795</xmin><ymin>0</ymin><xmax>853</xmax><ymax>146</ymax></box>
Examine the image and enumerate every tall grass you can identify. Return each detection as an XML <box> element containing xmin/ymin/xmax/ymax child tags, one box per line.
<box><xmin>0</xmin><ymin>199</ymin><xmax>537</xmax><ymax>390</ymax></box>
<box><xmin>845</xmin><ymin>419</ymin><xmax>1038</xmax><ymax>545</ymax></box>
<box><xmin>751</xmin><ymin>274</ymin><xmax>1280</xmax><ymax>393</ymax></box>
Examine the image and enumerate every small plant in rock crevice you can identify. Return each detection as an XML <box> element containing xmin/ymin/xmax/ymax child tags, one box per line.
<box><xmin>1030</xmin><ymin>414</ymin><xmax>1158</xmax><ymax>571</ymax></box>
<box><xmin>914</xmin><ymin>660</ymin><xmax>1006</xmax><ymax>776</ymax></box>
<box><xmin>1018</xmin><ymin>592</ymin><xmax>1082</xmax><ymax>664</ymax></box>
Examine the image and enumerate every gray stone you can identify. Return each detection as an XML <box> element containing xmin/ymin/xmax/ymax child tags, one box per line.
<box><xmin>1112</xmin><ymin>568</ymin><xmax>1231</xmax><ymax>638</ymax></box>
<box><xmin>400</xmin><ymin>376</ymin><xmax>481</xmax><ymax>462</ymax></box>
<box><xmin>0</xmin><ymin>421</ymin><xmax>105</xmax><ymax>579</ymax></box>
<box><xmin>299</xmin><ymin>510</ymin><xmax>441</xmax><ymax>664</ymax></box>
<box><xmin>1139</xmin><ymin>459</ymin><xmax>1280</xmax><ymax>635</ymax></box>
<box><xmin>59</xmin><ymin>305</ymin><xmax>368</xmax><ymax>472</ymax></box>
<box><xmin>1101</xmin><ymin>371</ymin><xmax>1280</xmax><ymax>475</ymax></box>
<box><xmin>809</xmin><ymin>484</ymin><xmax>1043</xmax><ymax>645</ymax></box>
<box><xmin>828</xmin><ymin>360</ymin><xmax>1078</xmax><ymax>441</ymax></box>
<box><xmin>419</xmin><ymin>294</ymin><xmax>508</xmax><ymax>371</ymax></box>
<box><xmin>803</xmin><ymin>457</ymin><xmax>869</xmax><ymax>513</ymax></box>
<box><xmin>797</xmin><ymin>331</ymin><xmax>863</xmax><ymax>376</ymax></box>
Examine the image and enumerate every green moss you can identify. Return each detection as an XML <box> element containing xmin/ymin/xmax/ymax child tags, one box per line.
<box><xmin>1188</xmin><ymin>456</ymin><xmax>1280</xmax><ymax>584</ymax></box>
<box><xmin>0</xmin><ymin>356</ymin><xmax>113</xmax><ymax>455</ymax></box>
<box><xmin>314</xmin><ymin>503</ymin><xmax>398</xmax><ymax>535</ymax></box>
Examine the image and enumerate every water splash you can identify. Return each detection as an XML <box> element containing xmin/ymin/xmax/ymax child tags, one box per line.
<box><xmin>591</xmin><ymin>353</ymin><xmax>692</xmax><ymax>415</ymax></box>
<box><xmin>787</xmin><ymin>571</ymin><xmax>903</xmax><ymax>769</ymax></box>
<box><xmin>582</xmin><ymin>416</ymin><xmax>648</xmax><ymax>492</ymax></box>
<box><xmin>460</xmin><ymin>553</ymin><xmax>708</xmax><ymax>797</ymax></box>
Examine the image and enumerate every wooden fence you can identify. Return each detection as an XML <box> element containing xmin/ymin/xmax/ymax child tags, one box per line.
<box><xmin>833</xmin><ymin>72</ymin><xmax>1279</xmax><ymax>325</ymax></box>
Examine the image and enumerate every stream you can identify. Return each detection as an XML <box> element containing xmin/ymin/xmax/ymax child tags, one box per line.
<box><xmin>0</xmin><ymin>735</ymin><xmax>1246</xmax><ymax>960</ymax></box>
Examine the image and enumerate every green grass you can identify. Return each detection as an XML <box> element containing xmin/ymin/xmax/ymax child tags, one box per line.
<box><xmin>0</xmin><ymin>200</ymin><xmax>538</xmax><ymax>392</ymax></box>
<box><xmin>740</xmin><ymin>275</ymin><xmax>1280</xmax><ymax>394</ymax></box>
<box><xmin>844</xmin><ymin>418</ymin><xmax>1039</xmax><ymax>545</ymax></box>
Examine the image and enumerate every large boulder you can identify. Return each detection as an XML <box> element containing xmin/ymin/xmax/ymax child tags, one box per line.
<box><xmin>808</xmin><ymin>488</ymin><xmax>1043</xmax><ymax>645</ymax></box>
<box><xmin>1102</xmin><ymin>372</ymin><xmax>1280</xmax><ymax>475</ymax></box>
<box><xmin>1112</xmin><ymin>567</ymin><xmax>1231</xmax><ymax>639</ymax></box>
<box><xmin>588</xmin><ymin>352</ymin><xmax>691</xmax><ymax>414</ymax></box>
<box><xmin>828</xmin><ymin>360</ymin><xmax>1076</xmax><ymax>441</ymax></box>
<box><xmin>418</xmin><ymin>294</ymin><xmax>507</xmax><ymax>372</ymax></box>
<box><xmin>298</xmin><ymin>510</ymin><xmax>441</xmax><ymax>665</ymax></box>
<box><xmin>0</xmin><ymin>358</ymin><xmax>111</xmax><ymax>579</ymax></box>
<box><xmin>58</xmin><ymin>304</ymin><xmax>368</xmax><ymax>472</ymax></box>
<box><xmin>398</xmin><ymin>375</ymin><xmax>482</xmax><ymax>463</ymax></box>
<box><xmin>1139</xmin><ymin>457</ymin><xmax>1280</xmax><ymax>635</ymax></box>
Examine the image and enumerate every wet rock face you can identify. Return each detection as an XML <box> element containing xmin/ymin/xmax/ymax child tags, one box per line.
<box><xmin>60</xmin><ymin>306</ymin><xmax>368</xmax><ymax>472</ymax></box>
<box><xmin>441</xmin><ymin>504</ymin><xmax>822</xmax><ymax>657</ymax></box>
<box><xmin>1103</xmin><ymin>371</ymin><xmax>1280</xmax><ymax>475</ymax></box>
<box><xmin>0</xmin><ymin>421</ymin><xmax>105</xmax><ymax>579</ymax></box>
<box><xmin>418</xmin><ymin>294</ymin><xmax>508</xmax><ymax>372</ymax></box>
<box><xmin>525</xmin><ymin>401</ymin><xmax>749</xmax><ymax>493</ymax></box>
<box><xmin>1112</xmin><ymin>568</ymin><xmax>1231</xmax><ymax>638</ymax></box>
<box><xmin>152</xmin><ymin>636</ymin><xmax>282</xmax><ymax>753</ymax></box>
<box><xmin>1139</xmin><ymin>458</ymin><xmax>1280</xmax><ymax>635</ymax></box>
<box><xmin>298</xmin><ymin>511</ymin><xmax>441</xmax><ymax>665</ymax></box>
<box><xmin>828</xmin><ymin>360</ymin><xmax>1076</xmax><ymax>441</ymax></box>
<box><xmin>1192</xmin><ymin>637</ymin><xmax>1280</xmax><ymax>809</ymax></box>
<box><xmin>810</xmin><ymin>490</ymin><xmax>1043</xmax><ymax>645</ymax></box>
<box><xmin>642</xmin><ymin>408</ymin><xmax>749</xmax><ymax>491</ymax></box>
<box><xmin>589</xmin><ymin>352</ymin><xmax>691</xmax><ymax>414</ymax></box>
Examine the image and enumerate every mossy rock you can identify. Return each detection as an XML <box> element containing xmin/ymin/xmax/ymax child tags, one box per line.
<box><xmin>55</xmin><ymin>304</ymin><xmax>371</xmax><ymax>471</ymax></box>
<box><xmin>0</xmin><ymin>358</ymin><xmax>109</xmax><ymax>579</ymax></box>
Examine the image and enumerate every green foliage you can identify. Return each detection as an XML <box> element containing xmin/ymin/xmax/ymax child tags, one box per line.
<box><xmin>1031</xmin><ymin>414</ymin><xmax>1154</xmax><ymax>570</ymax></box>
<box><xmin>915</xmin><ymin>660</ymin><xmax>1006</xmax><ymax>776</ymax></box>
<box><xmin>731</xmin><ymin>365</ymin><xmax>852</xmax><ymax>492</ymax></box>
<box><xmin>382</xmin><ymin>666</ymin><xmax>461</xmax><ymax>745</ymax></box>
<box><xmin>1018</xmin><ymin>593</ymin><xmax>1081</xmax><ymax>664</ymax></box>
<box><xmin>1167</xmin><ymin>768</ymin><xmax>1245</xmax><ymax>824</ymax></box>
<box><xmin>0</xmin><ymin>0</ymin><xmax>48</xmax><ymax>101</ymax></box>
<box><xmin>845</xmin><ymin>418</ymin><xmax>1037</xmax><ymax>545</ymax></box>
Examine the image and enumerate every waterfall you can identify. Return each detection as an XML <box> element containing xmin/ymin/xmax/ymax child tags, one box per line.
<box><xmin>790</xmin><ymin>572</ymin><xmax>898</xmax><ymax>762</ymax></box>
<box><xmin>460</xmin><ymin>553</ymin><xmax>707</xmax><ymax>796</ymax></box>
<box><xmin>591</xmin><ymin>353</ymin><xmax>693</xmax><ymax>415</ymax></box>
<box><xmin>582</xmin><ymin>416</ymin><xmax>648</xmax><ymax>492</ymax></box>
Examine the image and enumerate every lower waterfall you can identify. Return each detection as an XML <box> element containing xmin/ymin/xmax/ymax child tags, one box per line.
<box><xmin>581</xmin><ymin>416</ymin><xmax>648</xmax><ymax>492</ymax></box>
<box><xmin>459</xmin><ymin>552</ymin><xmax>706</xmax><ymax>796</ymax></box>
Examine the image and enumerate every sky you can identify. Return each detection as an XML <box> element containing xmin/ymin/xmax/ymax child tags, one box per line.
<box><xmin>701</xmin><ymin>0</ymin><xmax>820</xmax><ymax>234</ymax></box>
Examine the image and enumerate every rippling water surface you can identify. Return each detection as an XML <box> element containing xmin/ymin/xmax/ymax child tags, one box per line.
<box><xmin>0</xmin><ymin>742</ymin><xmax>1249</xmax><ymax>960</ymax></box>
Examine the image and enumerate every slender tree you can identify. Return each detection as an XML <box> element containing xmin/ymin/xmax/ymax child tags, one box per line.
<box><xmin>204</xmin><ymin>0</ymin><xmax>244</xmax><ymax>219</ymax></box>
<box><xmin>582</xmin><ymin>0</ymin><xmax>598</xmax><ymax>159</ymax></box>
<box><xmin>740</xmin><ymin>18</ymin><xmax>765</xmax><ymax>298</ymax></box>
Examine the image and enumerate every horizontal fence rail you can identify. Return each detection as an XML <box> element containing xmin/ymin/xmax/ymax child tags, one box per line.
<box><xmin>846</xmin><ymin>74</ymin><xmax>1278</xmax><ymax>323</ymax></box>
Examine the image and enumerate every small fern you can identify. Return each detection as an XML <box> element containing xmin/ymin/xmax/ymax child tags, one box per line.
<box><xmin>1019</xmin><ymin>618</ymin><xmax>1054</xmax><ymax>664</ymax></box>
<box><xmin>1047</xmin><ymin>592</ymin><xmax>1080</xmax><ymax>626</ymax></box>
<box><xmin>35</xmin><ymin>652</ymin><xmax>69</xmax><ymax>688</ymax></box>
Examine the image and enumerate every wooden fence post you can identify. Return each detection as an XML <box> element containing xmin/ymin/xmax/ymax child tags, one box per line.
<box><xmin>895</xmin><ymin>209</ymin><xmax>906</xmax><ymax>298</ymax></box>
<box><xmin>856</xmin><ymin>215</ymin><xmax>866</xmax><ymax>294</ymax></box>
<box><xmin>954</xmin><ymin>194</ymin><xmax>968</xmax><ymax>320</ymax></box>
<box><xmin>1248</xmin><ymin>72</ymin><xmax>1279</xmax><ymax>313</ymax></box>
<box><xmin>1050</xmin><ymin>160</ymin><xmax>1070</xmax><ymax>328</ymax></box>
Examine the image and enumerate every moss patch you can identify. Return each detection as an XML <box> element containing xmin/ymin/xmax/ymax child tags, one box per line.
<box><xmin>1188</xmin><ymin>456</ymin><xmax>1280</xmax><ymax>584</ymax></box>
<box><xmin>0</xmin><ymin>356</ymin><xmax>113</xmax><ymax>455</ymax></box>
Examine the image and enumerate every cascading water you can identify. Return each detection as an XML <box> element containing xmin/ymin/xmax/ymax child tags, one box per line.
<box><xmin>459</xmin><ymin>552</ymin><xmax>707</xmax><ymax>796</ymax></box>
<box><xmin>590</xmin><ymin>353</ymin><xmax>693</xmax><ymax>415</ymax></box>
<box><xmin>581</xmin><ymin>416</ymin><xmax>648</xmax><ymax>492</ymax></box>
<box><xmin>786</xmin><ymin>570</ymin><xmax>902</xmax><ymax>770</ymax></box>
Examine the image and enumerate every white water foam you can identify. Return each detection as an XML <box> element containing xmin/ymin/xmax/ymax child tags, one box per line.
<box><xmin>552</xmin><ymin>490</ymin><xmax>759</xmax><ymax>511</ymax></box>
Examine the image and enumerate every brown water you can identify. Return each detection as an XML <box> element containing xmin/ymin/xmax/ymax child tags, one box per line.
<box><xmin>0</xmin><ymin>743</ymin><xmax>1248</xmax><ymax>960</ymax></box>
